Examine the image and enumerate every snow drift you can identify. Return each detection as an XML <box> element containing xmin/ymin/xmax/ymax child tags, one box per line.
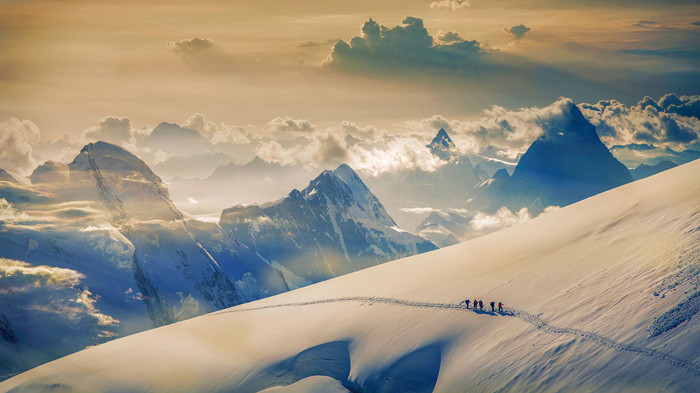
<box><xmin>2</xmin><ymin>160</ymin><xmax>699</xmax><ymax>392</ymax></box>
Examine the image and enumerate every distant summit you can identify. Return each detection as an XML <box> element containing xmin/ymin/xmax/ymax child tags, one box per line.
<box><xmin>427</xmin><ymin>128</ymin><xmax>457</xmax><ymax>160</ymax></box>
<box><xmin>630</xmin><ymin>161</ymin><xmax>678</xmax><ymax>180</ymax></box>
<box><xmin>143</xmin><ymin>122</ymin><xmax>211</xmax><ymax>156</ymax></box>
<box><xmin>221</xmin><ymin>164</ymin><xmax>436</xmax><ymax>285</ymax></box>
<box><xmin>467</xmin><ymin>102</ymin><xmax>633</xmax><ymax>213</ymax></box>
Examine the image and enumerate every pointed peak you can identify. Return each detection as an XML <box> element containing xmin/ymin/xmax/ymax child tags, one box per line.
<box><xmin>333</xmin><ymin>163</ymin><xmax>359</xmax><ymax>181</ymax></box>
<box><xmin>430</xmin><ymin>128</ymin><xmax>454</xmax><ymax>146</ymax></box>
<box><xmin>428</xmin><ymin>128</ymin><xmax>457</xmax><ymax>160</ymax></box>
<box><xmin>539</xmin><ymin>99</ymin><xmax>599</xmax><ymax>142</ymax></box>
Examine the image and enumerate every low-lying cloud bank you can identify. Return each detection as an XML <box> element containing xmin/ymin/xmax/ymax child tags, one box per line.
<box><xmin>1</xmin><ymin>94</ymin><xmax>697</xmax><ymax>179</ymax></box>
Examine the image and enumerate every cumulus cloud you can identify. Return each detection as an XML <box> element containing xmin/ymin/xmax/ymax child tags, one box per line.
<box><xmin>256</xmin><ymin>131</ymin><xmax>348</xmax><ymax>168</ymax></box>
<box><xmin>438</xmin><ymin>31</ymin><xmax>464</xmax><ymax>43</ymax></box>
<box><xmin>267</xmin><ymin>116</ymin><xmax>316</xmax><ymax>133</ymax></box>
<box><xmin>182</xmin><ymin>114</ymin><xmax>250</xmax><ymax>144</ymax></box>
<box><xmin>166</xmin><ymin>37</ymin><xmax>216</xmax><ymax>58</ymax></box>
<box><xmin>0</xmin><ymin>258</ymin><xmax>118</xmax><ymax>341</ymax></box>
<box><xmin>340</xmin><ymin>121</ymin><xmax>379</xmax><ymax>142</ymax></box>
<box><xmin>402</xmin><ymin>98</ymin><xmax>582</xmax><ymax>160</ymax></box>
<box><xmin>348</xmin><ymin>136</ymin><xmax>446</xmax><ymax>175</ymax></box>
<box><xmin>326</xmin><ymin>17</ymin><xmax>484</xmax><ymax>75</ymax></box>
<box><xmin>506</xmin><ymin>24</ymin><xmax>531</xmax><ymax>39</ymax></box>
<box><xmin>470</xmin><ymin>205</ymin><xmax>558</xmax><ymax>234</ymax></box>
<box><xmin>0</xmin><ymin>117</ymin><xmax>40</xmax><ymax>174</ymax></box>
<box><xmin>430</xmin><ymin>0</ymin><xmax>470</xmax><ymax>10</ymax></box>
<box><xmin>637</xmin><ymin>93</ymin><xmax>700</xmax><ymax>119</ymax></box>
<box><xmin>471</xmin><ymin>206</ymin><xmax>531</xmax><ymax>231</ymax></box>
<box><xmin>581</xmin><ymin>94</ymin><xmax>699</xmax><ymax>146</ymax></box>
<box><xmin>84</xmin><ymin>116</ymin><xmax>132</xmax><ymax>145</ymax></box>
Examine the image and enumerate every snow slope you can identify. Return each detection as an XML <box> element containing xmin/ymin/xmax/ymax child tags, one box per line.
<box><xmin>3</xmin><ymin>160</ymin><xmax>699</xmax><ymax>393</ymax></box>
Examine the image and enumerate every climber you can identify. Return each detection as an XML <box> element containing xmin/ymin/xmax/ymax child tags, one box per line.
<box><xmin>498</xmin><ymin>302</ymin><xmax>504</xmax><ymax>313</ymax></box>
<box><xmin>490</xmin><ymin>301</ymin><xmax>495</xmax><ymax>312</ymax></box>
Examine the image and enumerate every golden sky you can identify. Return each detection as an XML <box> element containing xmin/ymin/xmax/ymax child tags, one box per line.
<box><xmin>1</xmin><ymin>0</ymin><xmax>698</xmax><ymax>139</ymax></box>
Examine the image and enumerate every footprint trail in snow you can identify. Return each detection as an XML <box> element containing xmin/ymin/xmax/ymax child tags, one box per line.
<box><xmin>211</xmin><ymin>296</ymin><xmax>700</xmax><ymax>376</ymax></box>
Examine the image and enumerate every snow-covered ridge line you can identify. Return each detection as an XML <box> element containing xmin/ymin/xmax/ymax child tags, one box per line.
<box><xmin>212</xmin><ymin>295</ymin><xmax>700</xmax><ymax>376</ymax></box>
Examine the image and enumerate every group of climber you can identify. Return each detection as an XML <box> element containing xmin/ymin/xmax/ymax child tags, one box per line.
<box><xmin>464</xmin><ymin>299</ymin><xmax>503</xmax><ymax>313</ymax></box>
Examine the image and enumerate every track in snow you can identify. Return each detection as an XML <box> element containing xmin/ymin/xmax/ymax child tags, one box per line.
<box><xmin>211</xmin><ymin>296</ymin><xmax>700</xmax><ymax>376</ymax></box>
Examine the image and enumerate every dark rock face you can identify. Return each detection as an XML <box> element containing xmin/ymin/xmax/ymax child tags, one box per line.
<box><xmin>467</xmin><ymin>102</ymin><xmax>633</xmax><ymax>214</ymax></box>
<box><xmin>221</xmin><ymin>164</ymin><xmax>437</xmax><ymax>285</ymax></box>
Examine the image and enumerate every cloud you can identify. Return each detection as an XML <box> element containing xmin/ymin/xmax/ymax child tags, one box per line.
<box><xmin>616</xmin><ymin>47</ymin><xmax>700</xmax><ymax>59</ymax></box>
<box><xmin>0</xmin><ymin>117</ymin><xmax>41</xmax><ymax>174</ymax></box>
<box><xmin>256</xmin><ymin>131</ymin><xmax>349</xmax><ymax>168</ymax></box>
<box><xmin>350</xmin><ymin>136</ymin><xmax>449</xmax><ymax>175</ymax></box>
<box><xmin>0</xmin><ymin>258</ymin><xmax>118</xmax><ymax>328</ymax></box>
<box><xmin>401</xmin><ymin>98</ymin><xmax>581</xmax><ymax>160</ymax></box>
<box><xmin>340</xmin><ymin>121</ymin><xmax>379</xmax><ymax>142</ymax></box>
<box><xmin>632</xmin><ymin>20</ymin><xmax>659</xmax><ymax>27</ymax></box>
<box><xmin>437</xmin><ymin>31</ymin><xmax>464</xmax><ymax>43</ymax></box>
<box><xmin>471</xmin><ymin>206</ymin><xmax>531</xmax><ymax>231</ymax></box>
<box><xmin>267</xmin><ymin>116</ymin><xmax>316</xmax><ymax>133</ymax></box>
<box><xmin>0</xmin><ymin>257</ymin><xmax>119</xmax><ymax>361</ymax></box>
<box><xmin>637</xmin><ymin>93</ymin><xmax>700</xmax><ymax>119</ymax></box>
<box><xmin>581</xmin><ymin>94</ymin><xmax>699</xmax><ymax>146</ymax></box>
<box><xmin>401</xmin><ymin>207</ymin><xmax>469</xmax><ymax>215</ymax></box>
<box><xmin>166</xmin><ymin>37</ymin><xmax>216</xmax><ymax>58</ymax></box>
<box><xmin>84</xmin><ymin>116</ymin><xmax>132</xmax><ymax>145</ymax></box>
<box><xmin>251</xmin><ymin>94</ymin><xmax>692</xmax><ymax>175</ymax></box>
<box><xmin>0</xmin><ymin>198</ymin><xmax>28</xmax><ymax>222</ymax></box>
<box><xmin>326</xmin><ymin>17</ymin><xmax>484</xmax><ymax>75</ymax></box>
<box><xmin>430</xmin><ymin>0</ymin><xmax>470</xmax><ymax>10</ymax></box>
<box><xmin>299</xmin><ymin>39</ymin><xmax>339</xmax><ymax>48</ymax></box>
<box><xmin>182</xmin><ymin>114</ymin><xmax>250</xmax><ymax>144</ymax></box>
<box><xmin>506</xmin><ymin>24</ymin><xmax>531</xmax><ymax>40</ymax></box>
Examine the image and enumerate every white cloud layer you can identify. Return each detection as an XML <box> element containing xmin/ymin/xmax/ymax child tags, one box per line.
<box><xmin>430</xmin><ymin>0</ymin><xmax>470</xmax><ymax>10</ymax></box>
<box><xmin>0</xmin><ymin>117</ymin><xmax>41</xmax><ymax>174</ymax></box>
<box><xmin>182</xmin><ymin>114</ymin><xmax>251</xmax><ymax>144</ymax></box>
<box><xmin>0</xmin><ymin>258</ymin><xmax>118</xmax><ymax>332</ymax></box>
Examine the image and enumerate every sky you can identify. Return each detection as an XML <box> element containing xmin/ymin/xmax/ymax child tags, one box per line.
<box><xmin>0</xmin><ymin>0</ymin><xmax>699</xmax><ymax>176</ymax></box>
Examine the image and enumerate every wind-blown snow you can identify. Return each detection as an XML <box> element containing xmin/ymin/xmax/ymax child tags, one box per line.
<box><xmin>2</xmin><ymin>161</ymin><xmax>699</xmax><ymax>392</ymax></box>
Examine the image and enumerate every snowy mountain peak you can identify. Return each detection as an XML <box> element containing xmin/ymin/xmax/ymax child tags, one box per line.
<box><xmin>508</xmin><ymin>103</ymin><xmax>632</xmax><ymax>207</ymax></box>
<box><xmin>427</xmin><ymin>128</ymin><xmax>457</xmax><ymax>160</ymax></box>
<box><xmin>540</xmin><ymin>101</ymin><xmax>599</xmax><ymax>142</ymax></box>
<box><xmin>71</xmin><ymin>141</ymin><xmax>163</xmax><ymax>184</ymax></box>
<box><xmin>69</xmin><ymin>141</ymin><xmax>182</xmax><ymax>223</ymax></box>
<box><xmin>30</xmin><ymin>161</ymin><xmax>70</xmax><ymax>185</ymax></box>
<box><xmin>150</xmin><ymin>122</ymin><xmax>203</xmax><ymax>139</ymax></box>
<box><xmin>220</xmin><ymin>164</ymin><xmax>436</xmax><ymax>283</ymax></box>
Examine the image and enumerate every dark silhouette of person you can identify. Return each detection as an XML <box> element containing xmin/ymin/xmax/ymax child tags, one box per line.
<box><xmin>478</xmin><ymin>300</ymin><xmax>483</xmax><ymax>310</ymax></box>
<box><xmin>490</xmin><ymin>301</ymin><xmax>495</xmax><ymax>311</ymax></box>
<box><xmin>465</xmin><ymin>299</ymin><xmax>470</xmax><ymax>309</ymax></box>
<box><xmin>473</xmin><ymin>299</ymin><xmax>478</xmax><ymax>309</ymax></box>
<box><xmin>498</xmin><ymin>302</ymin><xmax>504</xmax><ymax>312</ymax></box>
